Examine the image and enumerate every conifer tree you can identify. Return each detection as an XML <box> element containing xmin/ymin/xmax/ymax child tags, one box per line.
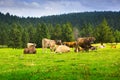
<box><xmin>8</xmin><ymin>23</ymin><xmax>22</xmax><ymax>48</ymax></box>
<box><xmin>53</xmin><ymin>24</ymin><xmax>62</xmax><ymax>40</ymax></box>
<box><xmin>36</xmin><ymin>23</ymin><xmax>50</xmax><ymax>47</ymax></box>
<box><xmin>61</xmin><ymin>23</ymin><xmax>74</xmax><ymax>41</ymax></box>
<box><xmin>113</xmin><ymin>30</ymin><xmax>120</xmax><ymax>44</ymax></box>
<box><xmin>95</xmin><ymin>18</ymin><xmax>115</xmax><ymax>45</ymax></box>
<box><xmin>21</xmin><ymin>29</ymin><xmax>29</xmax><ymax>48</ymax></box>
<box><xmin>27</xmin><ymin>24</ymin><xmax>36</xmax><ymax>43</ymax></box>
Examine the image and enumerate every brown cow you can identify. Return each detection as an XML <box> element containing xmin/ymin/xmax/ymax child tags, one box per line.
<box><xmin>24</xmin><ymin>47</ymin><xmax>36</xmax><ymax>54</ymax></box>
<box><xmin>74</xmin><ymin>44</ymin><xmax>84</xmax><ymax>52</ymax></box>
<box><xmin>42</xmin><ymin>38</ymin><xmax>62</xmax><ymax>52</ymax></box>
<box><xmin>111</xmin><ymin>45</ymin><xmax>116</xmax><ymax>48</ymax></box>
<box><xmin>77</xmin><ymin>37</ymin><xmax>95</xmax><ymax>51</ymax></box>
<box><xmin>63</xmin><ymin>41</ymin><xmax>77</xmax><ymax>47</ymax></box>
<box><xmin>24</xmin><ymin>43</ymin><xmax>36</xmax><ymax>54</ymax></box>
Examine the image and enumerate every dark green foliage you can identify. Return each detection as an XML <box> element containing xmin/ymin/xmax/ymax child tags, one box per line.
<box><xmin>27</xmin><ymin>24</ymin><xmax>36</xmax><ymax>43</ymax></box>
<box><xmin>21</xmin><ymin>29</ymin><xmax>29</xmax><ymax>48</ymax></box>
<box><xmin>35</xmin><ymin>23</ymin><xmax>50</xmax><ymax>47</ymax></box>
<box><xmin>113</xmin><ymin>30</ymin><xmax>120</xmax><ymax>44</ymax></box>
<box><xmin>61</xmin><ymin>23</ymin><xmax>74</xmax><ymax>41</ymax></box>
<box><xmin>95</xmin><ymin>19</ymin><xmax>115</xmax><ymax>44</ymax></box>
<box><xmin>0</xmin><ymin>11</ymin><xmax>120</xmax><ymax>48</ymax></box>
<box><xmin>0</xmin><ymin>30</ymin><xmax>8</xmax><ymax>45</ymax></box>
<box><xmin>80</xmin><ymin>23</ymin><xmax>94</xmax><ymax>37</ymax></box>
<box><xmin>8</xmin><ymin>23</ymin><xmax>22</xmax><ymax>48</ymax></box>
<box><xmin>52</xmin><ymin>24</ymin><xmax>62</xmax><ymax>40</ymax></box>
<box><xmin>40</xmin><ymin>11</ymin><xmax>120</xmax><ymax>30</ymax></box>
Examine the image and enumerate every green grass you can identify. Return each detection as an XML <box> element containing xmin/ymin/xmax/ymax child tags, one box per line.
<box><xmin>0</xmin><ymin>43</ymin><xmax>120</xmax><ymax>80</ymax></box>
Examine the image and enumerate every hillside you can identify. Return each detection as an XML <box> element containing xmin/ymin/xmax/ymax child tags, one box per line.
<box><xmin>40</xmin><ymin>11</ymin><xmax>120</xmax><ymax>30</ymax></box>
<box><xmin>0</xmin><ymin>11</ymin><xmax>120</xmax><ymax>29</ymax></box>
<box><xmin>0</xmin><ymin>11</ymin><xmax>120</xmax><ymax>48</ymax></box>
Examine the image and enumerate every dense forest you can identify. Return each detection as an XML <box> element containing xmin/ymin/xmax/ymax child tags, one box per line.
<box><xmin>0</xmin><ymin>11</ymin><xmax>120</xmax><ymax>48</ymax></box>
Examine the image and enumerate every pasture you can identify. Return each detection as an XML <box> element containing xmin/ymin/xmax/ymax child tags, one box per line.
<box><xmin>0</xmin><ymin>43</ymin><xmax>120</xmax><ymax>80</ymax></box>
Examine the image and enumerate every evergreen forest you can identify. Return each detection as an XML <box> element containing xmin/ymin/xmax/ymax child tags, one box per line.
<box><xmin>0</xmin><ymin>11</ymin><xmax>120</xmax><ymax>48</ymax></box>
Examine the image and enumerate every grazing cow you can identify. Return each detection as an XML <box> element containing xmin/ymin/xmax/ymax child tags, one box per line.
<box><xmin>63</xmin><ymin>41</ymin><xmax>77</xmax><ymax>47</ymax></box>
<box><xmin>42</xmin><ymin>38</ymin><xmax>62</xmax><ymax>52</ymax></box>
<box><xmin>24</xmin><ymin>44</ymin><xmax>36</xmax><ymax>54</ymax></box>
<box><xmin>55</xmin><ymin>45</ymin><xmax>70</xmax><ymax>53</ymax></box>
<box><xmin>77</xmin><ymin>37</ymin><xmax>95</xmax><ymax>51</ymax></box>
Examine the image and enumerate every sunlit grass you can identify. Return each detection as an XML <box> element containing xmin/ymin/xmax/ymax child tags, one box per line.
<box><xmin>0</xmin><ymin>43</ymin><xmax>120</xmax><ymax>80</ymax></box>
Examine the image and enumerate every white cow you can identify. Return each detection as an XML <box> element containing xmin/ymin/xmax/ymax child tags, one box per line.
<box><xmin>55</xmin><ymin>45</ymin><xmax>70</xmax><ymax>53</ymax></box>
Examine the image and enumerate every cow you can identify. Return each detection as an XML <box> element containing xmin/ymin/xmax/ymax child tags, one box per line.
<box><xmin>24</xmin><ymin>44</ymin><xmax>36</xmax><ymax>54</ymax></box>
<box><xmin>63</xmin><ymin>41</ymin><xmax>77</xmax><ymax>48</ymax></box>
<box><xmin>51</xmin><ymin>44</ymin><xmax>59</xmax><ymax>52</ymax></box>
<box><xmin>55</xmin><ymin>45</ymin><xmax>70</xmax><ymax>53</ymax></box>
<box><xmin>42</xmin><ymin>38</ymin><xmax>62</xmax><ymax>52</ymax></box>
<box><xmin>111</xmin><ymin>44</ymin><xmax>116</xmax><ymax>48</ymax></box>
<box><xmin>74</xmin><ymin>45</ymin><xmax>84</xmax><ymax>52</ymax></box>
<box><xmin>99</xmin><ymin>45</ymin><xmax>105</xmax><ymax>48</ymax></box>
<box><xmin>77</xmin><ymin>37</ymin><xmax>95</xmax><ymax>51</ymax></box>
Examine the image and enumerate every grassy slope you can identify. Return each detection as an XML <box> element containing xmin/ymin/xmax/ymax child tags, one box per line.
<box><xmin>0</xmin><ymin>43</ymin><xmax>120</xmax><ymax>80</ymax></box>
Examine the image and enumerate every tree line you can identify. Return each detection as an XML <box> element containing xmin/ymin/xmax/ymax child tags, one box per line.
<box><xmin>0</xmin><ymin>12</ymin><xmax>120</xmax><ymax>48</ymax></box>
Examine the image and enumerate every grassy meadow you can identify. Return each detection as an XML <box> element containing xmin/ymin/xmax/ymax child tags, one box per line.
<box><xmin>0</xmin><ymin>43</ymin><xmax>120</xmax><ymax>80</ymax></box>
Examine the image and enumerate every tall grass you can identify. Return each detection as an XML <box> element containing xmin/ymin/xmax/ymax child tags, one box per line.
<box><xmin>0</xmin><ymin>43</ymin><xmax>120</xmax><ymax>80</ymax></box>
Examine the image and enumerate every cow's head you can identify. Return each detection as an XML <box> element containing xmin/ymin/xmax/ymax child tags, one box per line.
<box><xmin>56</xmin><ymin>40</ymin><xmax>62</xmax><ymax>45</ymax></box>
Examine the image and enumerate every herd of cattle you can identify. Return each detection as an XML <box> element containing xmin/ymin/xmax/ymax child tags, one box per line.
<box><xmin>24</xmin><ymin>37</ymin><xmax>97</xmax><ymax>54</ymax></box>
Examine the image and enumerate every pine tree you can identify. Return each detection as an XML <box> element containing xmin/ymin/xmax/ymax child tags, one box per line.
<box><xmin>53</xmin><ymin>24</ymin><xmax>62</xmax><ymax>40</ymax></box>
<box><xmin>80</xmin><ymin>23</ymin><xmax>94</xmax><ymax>37</ymax></box>
<box><xmin>35</xmin><ymin>23</ymin><xmax>42</xmax><ymax>48</ymax></box>
<box><xmin>21</xmin><ymin>29</ymin><xmax>29</xmax><ymax>48</ymax></box>
<box><xmin>0</xmin><ymin>30</ymin><xmax>8</xmax><ymax>46</ymax></box>
<box><xmin>113</xmin><ymin>30</ymin><xmax>120</xmax><ymax>44</ymax></box>
<box><xmin>95</xmin><ymin>18</ymin><xmax>115</xmax><ymax>45</ymax></box>
<box><xmin>61</xmin><ymin>23</ymin><xmax>74</xmax><ymax>41</ymax></box>
<box><xmin>8</xmin><ymin>23</ymin><xmax>22</xmax><ymax>48</ymax></box>
<box><xmin>36</xmin><ymin>23</ymin><xmax>50</xmax><ymax>47</ymax></box>
<box><xmin>47</xmin><ymin>23</ymin><xmax>53</xmax><ymax>39</ymax></box>
<box><xmin>27</xmin><ymin>24</ymin><xmax>36</xmax><ymax>43</ymax></box>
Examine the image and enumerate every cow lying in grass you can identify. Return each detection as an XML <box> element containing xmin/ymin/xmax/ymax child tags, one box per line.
<box><xmin>53</xmin><ymin>45</ymin><xmax>70</xmax><ymax>53</ymax></box>
<box><xmin>24</xmin><ymin>43</ymin><xmax>36</xmax><ymax>54</ymax></box>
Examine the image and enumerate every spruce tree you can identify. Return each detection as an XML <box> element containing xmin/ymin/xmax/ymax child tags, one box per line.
<box><xmin>21</xmin><ymin>29</ymin><xmax>29</xmax><ymax>48</ymax></box>
<box><xmin>113</xmin><ymin>30</ymin><xmax>120</xmax><ymax>44</ymax></box>
<box><xmin>61</xmin><ymin>23</ymin><xmax>74</xmax><ymax>41</ymax></box>
<box><xmin>36</xmin><ymin>23</ymin><xmax>50</xmax><ymax>47</ymax></box>
<box><xmin>53</xmin><ymin>24</ymin><xmax>62</xmax><ymax>40</ymax></box>
<box><xmin>95</xmin><ymin>18</ymin><xmax>115</xmax><ymax>45</ymax></box>
<box><xmin>8</xmin><ymin>23</ymin><xmax>22</xmax><ymax>48</ymax></box>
